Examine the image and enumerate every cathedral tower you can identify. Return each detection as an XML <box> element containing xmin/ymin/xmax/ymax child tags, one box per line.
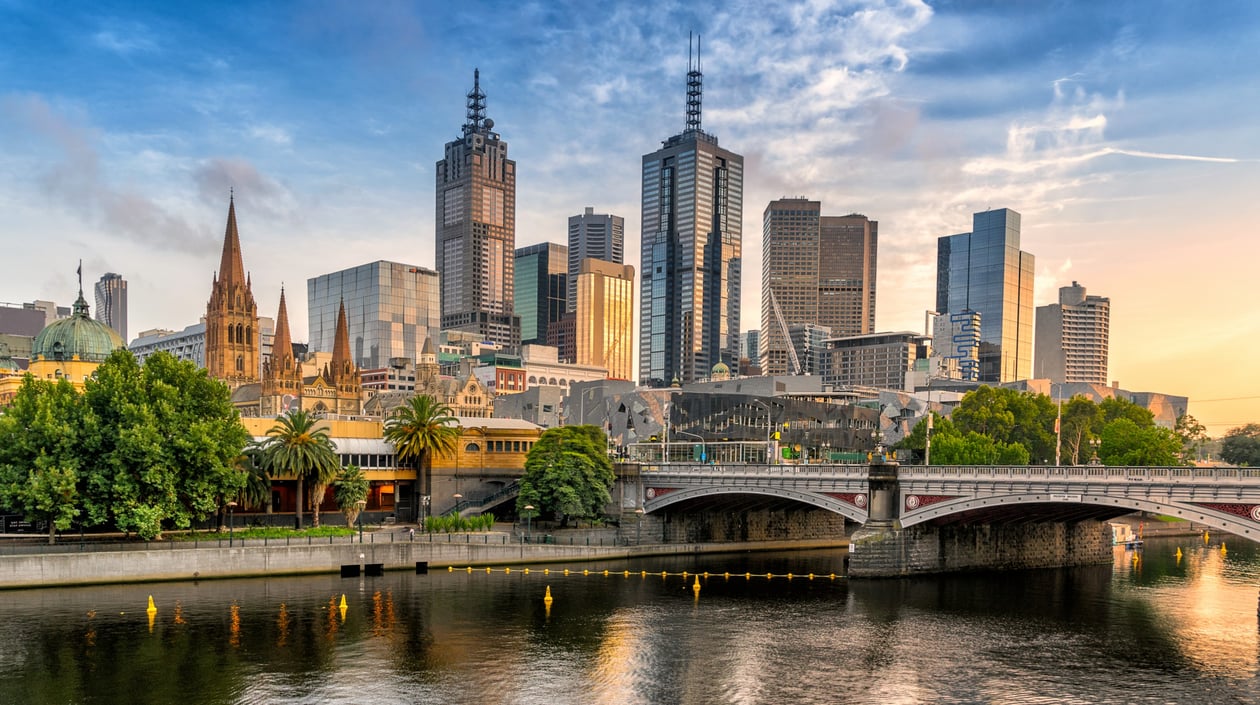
<box><xmin>261</xmin><ymin>287</ymin><xmax>302</xmax><ymax>416</ymax></box>
<box><xmin>205</xmin><ymin>195</ymin><xmax>260</xmax><ymax>389</ymax></box>
<box><xmin>329</xmin><ymin>300</ymin><xmax>362</xmax><ymax>415</ymax></box>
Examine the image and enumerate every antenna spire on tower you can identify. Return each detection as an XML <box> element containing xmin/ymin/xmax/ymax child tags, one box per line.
<box><xmin>464</xmin><ymin>68</ymin><xmax>487</xmax><ymax>135</ymax></box>
<box><xmin>686</xmin><ymin>32</ymin><xmax>703</xmax><ymax>132</ymax></box>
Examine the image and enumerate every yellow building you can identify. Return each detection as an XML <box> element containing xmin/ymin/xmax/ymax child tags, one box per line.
<box><xmin>574</xmin><ymin>258</ymin><xmax>634</xmax><ymax>380</ymax></box>
<box><xmin>0</xmin><ymin>278</ymin><xmax>124</xmax><ymax>404</ymax></box>
<box><xmin>241</xmin><ymin>415</ymin><xmax>542</xmax><ymax>523</ymax></box>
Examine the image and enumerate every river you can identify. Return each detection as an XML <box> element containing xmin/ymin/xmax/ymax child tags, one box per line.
<box><xmin>0</xmin><ymin>537</ymin><xmax>1255</xmax><ymax>704</ymax></box>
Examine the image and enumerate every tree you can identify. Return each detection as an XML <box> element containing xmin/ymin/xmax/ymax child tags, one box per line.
<box><xmin>1220</xmin><ymin>423</ymin><xmax>1260</xmax><ymax>466</ymax></box>
<box><xmin>383</xmin><ymin>395</ymin><xmax>460</xmax><ymax>514</ymax></box>
<box><xmin>1060</xmin><ymin>396</ymin><xmax>1101</xmax><ymax>465</ymax></box>
<box><xmin>262</xmin><ymin>409</ymin><xmax>339</xmax><ymax>529</ymax></box>
<box><xmin>517</xmin><ymin>425</ymin><xmax>614</xmax><ymax>527</ymax></box>
<box><xmin>334</xmin><ymin>465</ymin><xmax>370</xmax><ymax>527</ymax></box>
<box><xmin>1099</xmin><ymin>418</ymin><xmax>1184</xmax><ymax>466</ymax></box>
<box><xmin>1100</xmin><ymin>396</ymin><xmax>1155</xmax><ymax>428</ymax></box>
<box><xmin>951</xmin><ymin>386</ymin><xmax>1055</xmax><ymax>463</ymax></box>
<box><xmin>236</xmin><ymin>441</ymin><xmax>272</xmax><ymax>514</ymax></box>
<box><xmin>81</xmin><ymin>350</ymin><xmax>248</xmax><ymax>540</ymax></box>
<box><xmin>0</xmin><ymin>376</ymin><xmax>85</xmax><ymax>544</ymax></box>
<box><xmin>1175</xmin><ymin>414</ymin><xmax>1209</xmax><ymax>463</ymax></box>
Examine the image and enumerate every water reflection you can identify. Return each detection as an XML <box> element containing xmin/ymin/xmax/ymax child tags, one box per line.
<box><xmin>0</xmin><ymin>541</ymin><xmax>1252</xmax><ymax>704</ymax></box>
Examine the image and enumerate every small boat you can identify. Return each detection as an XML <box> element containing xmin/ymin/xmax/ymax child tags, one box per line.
<box><xmin>1110</xmin><ymin>523</ymin><xmax>1144</xmax><ymax>550</ymax></box>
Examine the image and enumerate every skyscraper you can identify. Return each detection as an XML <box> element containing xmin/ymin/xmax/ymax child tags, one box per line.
<box><xmin>639</xmin><ymin>37</ymin><xmax>743</xmax><ymax>387</ymax></box>
<box><xmin>935</xmin><ymin>208</ymin><xmax>1035</xmax><ymax>383</ymax></box>
<box><xmin>514</xmin><ymin>242</ymin><xmax>568</xmax><ymax>346</ymax></box>
<box><xmin>760</xmin><ymin>199</ymin><xmax>878</xmax><ymax>375</ymax></box>
<box><xmin>205</xmin><ymin>196</ymin><xmax>259</xmax><ymax>390</ymax></box>
<box><xmin>567</xmin><ymin>207</ymin><xmax>624</xmax><ymax>313</ymax></box>
<box><xmin>1034</xmin><ymin>281</ymin><xmax>1110</xmax><ymax>384</ymax></box>
<box><xmin>574</xmin><ymin>258</ymin><xmax>635</xmax><ymax>381</ymax></box>
<box><xmin>94</xmin><ymin>272</ymin><xmax>127</xmax><ymax>342</ymax></box>
<box><xmin>308</xmin><ymin>261</ymin><xmax>440</xmax><ymax>370</ymax></box>
<box><xmin>435</xmin><ymin>69</ymin><xmax>520</xmax><ymax>349</ymax></box>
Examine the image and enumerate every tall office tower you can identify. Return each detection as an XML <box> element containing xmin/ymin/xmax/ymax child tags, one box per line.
<box><xmin>1034</xmin><ymin>281</ymin><xmax>1110</xmax><ymax>384</ymax></box>
<box><xmin>93</xmin><ymin>272</ymin><xmax>127</xmax><ymax>342</ymax></box>
<box><xmin>308</xmin><ymin>261</ymin><xmax>440</xmax><ymax>371</ymax></box>
<box><xmin>932</xmin><ymin>309</ymin><xmax>981</xmax><ymax>381</ymax></box>
<box><xmin>639</xmin><ymin>37</ymin><xmax>743</xmax><ymax>387</ymax></box>
<box><xmin>435</xmin><ymin>69</ymin><xmax>520</xmax><ymax>349</ymax></box>
<box><xmin>760</xmin><ymin>200</ymin><xmax>879</xmax><ymax>375</ymax></box>
<box><xmin>514</xmin><ymin>242</ymin><xmax>569</xmax><ymax>346</ymax></box>
<box><xmin>761</xmin><ymin>198</ymin><xmax>820</xmax><ymax>375</ymax></box>
<box><xmin>574</xmin><ymin>258</ymin><xmax>635</xmax><ymax>380</ymax></box>
<box><xmin>567</xmin><ymin>207</ymin><xmax>624</xmax><ymax>313</ymax></box>
<box><xmin>935</xmin><ymin>208</ymin><xmax>1035</xmax><ymax>383</ymax></box>
<box><xmin>742</xmin><ymin>329</ymin><xmax>760</xmax><ymax>362</ymax></box>
<box><xmin>819</xmin><ymin>214</ymin><xmax>877</xmax><ymax>336</ymax></box>
<box><xmin>205</xmin><ymin>196</ymin><xmax>259</xmax><ymax>390</ymax></box>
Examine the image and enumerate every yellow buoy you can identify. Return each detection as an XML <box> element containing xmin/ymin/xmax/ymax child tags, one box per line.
<box><xmin>339</xmin><ymin>594</ymin><xmax>347</xmax><ymax>610</ymax></box>
<box><xmin>787</xmin><ymin>573</ymin><xmax>794</xmax><ymax>580</ymax></box>
<box><xmin>692</xmin><ymin>576</ymin><xmax>701</xmax><ymax>595</ymax></box>
<box><xmin>524</xmin><ymin>568</ymin><xmax>530</xmax><ymax>574</ymax></box>
<box><xmin>146</xmin><ymin>596</ymin><xmax>157</xmax><ymax>614</ymax></box>
<box><xmin>505</xmin><ymin>567</ymin><xmax>511</xmax><ymax>574</ymax></box>
<box><xmin>544</xmin><ymin>569</ymin><xmax>550</xmax><ymax>575</ymax></box>
<box><xmin>486</xmin><ymin>567</ymin><xmax>492</xmax><ymax>574</ymax></box>
<box><xmin>467</xmin><ymin>566</ymin><xmax>473</xmax><ymax>573</ymax></box>
<box><xmin>448</xmin><ymin>566</ymin><xmax>454</xmax><ymax>572</ymax></box>
<box><xmin>544</xmin><ymin>585</ymin><xmax>553</xmax><ymax>604</ymax></box>
<box><xmin>564</xmin><ymin>569</ymin><xmax>570</xmax><ymax>576</ymax></box>
<box><xmin>1175</xmin><ymin>547</ymin><xmax>1183</xmax><ymax>561</ymax></box>
<box><xmin>1221</xmin><ymin>543</ymin><xmax>1227</xmax><ymax>556</ymax></box>
<box><xmin>808</xmin><ymin>573</ymin><xmax>815</xmax><ymax>580</ymax></box>
<box><xmin>583</xmin><ymin>569</ymin><xmax>589</xmax><ymax>576</ymax></box>
<box><xmin>602</xmin><ymin>570</ymin><xmax>609</xmax><ymax>576</ymax></box>
<box><xmin>1204</xmin><ymin>530</ymin><xmax>1210</xmax><ymax>544</ymax></box>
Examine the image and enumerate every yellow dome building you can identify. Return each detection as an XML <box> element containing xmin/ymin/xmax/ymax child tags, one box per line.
<box><xmin>0</xmin><ymin>274</ymin><xmax>125</xmax><ymax>404</ymax></box>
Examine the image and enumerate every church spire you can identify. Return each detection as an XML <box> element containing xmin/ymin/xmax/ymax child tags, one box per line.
<box><xmin>271</xmin><ymin>286</ymin><xmax>293</xmax><ymax>367</ymax></box>
<box><xmin>331</xmin><ymin>299</ymin><xmax>353</xmax><ymax>376</ymax></box>
<box><xmin>218</xmin><ymin>193</ymin><xmax>246</xmax><ymax>287</ymax></box>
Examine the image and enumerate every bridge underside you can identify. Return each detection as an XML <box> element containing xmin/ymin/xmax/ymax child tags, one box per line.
<box><xmin>924</xmin><ymin>502</ymin><xmax>1132</xmax><ymax>527</ymax></box>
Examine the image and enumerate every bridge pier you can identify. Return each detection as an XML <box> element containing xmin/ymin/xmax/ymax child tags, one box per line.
<box><xmin>848</xmin><ymin>456</ymin><xmax>1112</xmax><ymax>577</ymax></box>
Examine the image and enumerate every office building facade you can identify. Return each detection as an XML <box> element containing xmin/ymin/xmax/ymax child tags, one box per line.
<box><xmin>639</xmin><ymin>44</ymin><xmax>743</xmax><ymax>386</ymax></box>
<box><xmin>435</xmin><ymin>69</ymin><xmax>520</xmax><ymax>349</ymax></box>
<box><xmin>567</xmin><ymin>207</ymin><xmax>624</xmax><ymax>313</ymax></box>
<box><xmin>93</xmin><ymin>272</ymin><xmax>127</xmax><ymax>342</ymax></box>
<box><xmin>1034</xmin><ymin>281</ymin><xmax>1110</xmax><ymax>384</ymax></box>
<box><xmin>761</xmin><ymin>199</ymin><xmax>878</xmax><ymax>375</ymax></box>
<box><xmin>935</xmin><ymin>208</ymin><xmax>1035</xmax><ymax>383</ymax></box>
<box><xmin>308</xmin><ymin>260</ymin><xmax>440</xmax><ymax>371</ymax></box>
<box><xmin>574</xmin><ymin>258</ymin><xmax>635</xmax><ymax>380</ymax></box>
<box><xmin>823</xmin><ymin>331</ymin><xmax>930</xmax><ymax>390</ymax></box>
<box><xmin>514</xmin><ymin>242</ymin><xmax>568</xmax><ymax>346</ymax></box>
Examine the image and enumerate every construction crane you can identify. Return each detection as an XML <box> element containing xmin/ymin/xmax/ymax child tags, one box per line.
<box><xmin>768</xmin><ymin>287</ymin><xmax>802</xmax><ymax>375</ymax></box>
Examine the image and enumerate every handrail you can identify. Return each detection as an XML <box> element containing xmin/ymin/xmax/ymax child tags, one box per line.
<box><xmin>444</xmin><ymin>480</ymin><xmax>522</xmax><ymax>516</ymax></box>
<box><xmin>639</xmin><ymin>462</ymin><xmax>1260</xmax><ymax>484</ymax></box>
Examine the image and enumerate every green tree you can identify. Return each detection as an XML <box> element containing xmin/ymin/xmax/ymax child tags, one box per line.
<box><xmin>334</xmin><ymin>464</ymin><xmax>370</xmax><ymax>527</ymax></box>
<box><xmin>1060</xmin><ymin>396</ymin><xmax>1101</xmax><ymax>465</ymax></box>
<box><xmin>82</xmin><ymin>350</ymin><xmax>248</xmax><ymax>539</ymax></box>
<box><xmin>517</xmin><ymin>425</ymin><xmax>614</xmax><ymax>527</ymax></box>
<box><xmin>1175</xmin><ymin>414</ymin><xmax>1209</xmax><ymax>463</ymax></box>
<box><xmin>0</xmin><ymin>376</ymin><xmax>85</xmax><ymax>544</ymax></box>
<box><xmin>1100</xmin><ymin>396</ymin><xmax>1155</xmax><ymax>427</ymax></box>
<box><xmin>1099</xmin><ymin>418</ymin><xmax>1184</xmax><ymax>466</ymax></box>
<box><xmin>235</xmin><ymin>441</ymin><xmax>272</xmax><ymax>513</ymax></box>
<box><xmin>929</xmin><ymin>430</ymin><xmax>1030</xmax><ymax>466</ymax></box>
<box><xmin>1220</xmin><ymin>423</ymin><xmax>1260</xmax><ymax>466</ymax></box>
<box><xmin>383</xmin><ymin>395</ymin><xmax>460</xmax><ymax>515</ymax></box>
<box><xmin>262</xmin><ymin>409</ymin><xmax>339</xmax><ymax>529</ymax></box>
<box><xmin>951</xmin><ymin>386</ymin><xmax>1055</xmax><ymax>463</ymax></box>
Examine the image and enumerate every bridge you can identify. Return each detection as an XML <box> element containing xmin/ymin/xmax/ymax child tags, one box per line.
<box><xmin>628</xmin><ymin>459</ymin><xmax>1260</xmax><ymax>576</ymax></box>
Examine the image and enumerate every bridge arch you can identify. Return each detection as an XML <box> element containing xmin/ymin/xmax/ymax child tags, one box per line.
<box><xmin>645</xmin><ymin>485</ymin><xmax>868</xmax><ymax>525</ymax></box>
<box><xmin>903</xmin><ymin>492</ymin><xmax>1259</xmax><ymax>541</ymax></box>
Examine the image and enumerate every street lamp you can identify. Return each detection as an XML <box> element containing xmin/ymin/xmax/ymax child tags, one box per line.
<box><xmin>523</xmin><ymin>504</ymin><xmax>535</xmax><ymax>543</ymax></box>
<box><xmin>752</xmin><ymin>399</ymin><xmax>774</xmax><ymax>464</ymax></box>
<box><xmin>1089</xmin><ymin>437</ymin><xmax>1102</xmax><ymax>465</ymax></box>
<box><xmin>635</xmin><ymin>507</ymin><xmax>644</xmax><ymax>545</ymax></box>
<box><xmin>675</xmin><ymin>429</ymin><xmax>705</xmax><ymax>463</ymax></box>
<box><xmin>226</xmin><ymin>501</ymin><xmax>237</xmax><ymax>547</ymax></box>
<box><xmin>452</xmin><ymin>493</ymin><xmax>463</xmax><ymax>516</ymax></box>
<box><xmin>355</xmin><ymin>500</ymin><xmax>366</xmax><ymax>543</ymax></box>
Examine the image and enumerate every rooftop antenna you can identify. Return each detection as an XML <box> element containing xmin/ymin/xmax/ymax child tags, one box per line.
<box><xmin>464</xmin><ymin>68</ymin><xmax>487</xmax><ymax>136</ymax></box>
<box><xmin>686</xmin><ymin>32</ymin><xmax>703</xmax><ymax>132</ymax></box>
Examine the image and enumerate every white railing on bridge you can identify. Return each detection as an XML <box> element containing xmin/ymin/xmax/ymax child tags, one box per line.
<box><xmin>640</xmin><ymin>462</ymin><xmax>1260</xmax><ymax>484</ymax></box>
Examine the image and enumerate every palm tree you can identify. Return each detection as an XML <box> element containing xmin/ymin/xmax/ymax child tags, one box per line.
<box><xmin>384</xmin><ymin>395</ymin><xmax>460</xmax><ymax>521</ymax></box>
<box><xmin>236</xmin><ymin>441</ymin><xmax>272</xmax><ymax>513</ymax></box>
<box><xmin>262</xmin><ymin>409</ymin><xmax>339</xmax><ymax>529</ymax></box>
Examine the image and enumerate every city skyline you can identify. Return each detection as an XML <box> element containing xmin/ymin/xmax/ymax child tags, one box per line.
<box><xmin>1</xmin><ymin>1</ymin><xmax>1257</xmax><ymax>431</ymax></box>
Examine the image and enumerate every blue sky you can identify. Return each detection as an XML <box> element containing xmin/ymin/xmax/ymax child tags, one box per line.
<box><xmin>1</xmin><ymin>0</ymin><xmax>1258</xmax><ymax>434</ymax></box>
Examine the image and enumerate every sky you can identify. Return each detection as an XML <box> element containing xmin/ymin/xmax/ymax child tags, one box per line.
<box><xmin>1</xmin><ymin>0</ymin><xmax>1257</xmax><ymax>436</ymax></box>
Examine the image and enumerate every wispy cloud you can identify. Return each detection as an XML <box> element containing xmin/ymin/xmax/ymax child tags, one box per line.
<box><xmin>0</xmin><ymin>93</ymin><xmax>213</xmax><ymax>255</ymax></box>
<box><xmin>91</xmin><ymin>20</ymin><xmax>159</xmax><ymax>55</ymax></box>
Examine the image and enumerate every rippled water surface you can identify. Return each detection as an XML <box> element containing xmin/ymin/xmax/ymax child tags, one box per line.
<box><xmin>0</xmin><ymin>537</ymin><xmax>1255</xmax><ymax>704</ymax></box>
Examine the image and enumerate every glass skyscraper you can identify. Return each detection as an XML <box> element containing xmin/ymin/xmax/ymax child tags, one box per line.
<box><xmin>935</xmin><ymin>208</ymin><xmax>1035</xmax><ymax>383</ymax></box>
<box><xmin>514</xmin><ymin>242</ymin><xmax>568</xmax><ymax>346</ymax></box>
<box><xmin>639</xmin><ymin>42</ymin><xmax>743</xmax><ymax>387</ymax></box>
<box><xmin>93</xmin><ymin>272</ymin><xmax>127</xmax><ymax>342</ymax></box>
<box><xmin>307</xmin><ymin>261</ymin><xmax>440</xmax><ymax>370</ymax></box>
<box><xmin>435</xmin><ymin>70</ymin><xmax>520</xmax><ymax>349</ymax></box>
<box><xmin>575</xmin><ymin>258</ymin><xmax>635</xmax><ymax>381</ymax></box>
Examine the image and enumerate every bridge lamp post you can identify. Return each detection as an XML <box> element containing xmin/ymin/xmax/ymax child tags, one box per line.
<box><xmin>675</xmin><ymin>429</ymin><xmax>705</xmax><ymax>463</ymax></box>
<box><xmin>523</xmin><ymin>504</ymin><xmax>535</xmax><ymax>543</ymax></box>
<box><xmin>1089</xmin><ymin>438</ymin><xmax>1102</xmax><ymax>465</ymax></box>
<box><xmin>635</xmin><ymin>507</ymin><xmax>644</xmax><ymax>545</ymax></box>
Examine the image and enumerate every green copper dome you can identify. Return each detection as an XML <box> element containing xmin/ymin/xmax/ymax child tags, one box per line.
<box><xmin>711</xmin><ymin>361</ymin><xmax>730</xmax><ymax>376</ymax></box>
<box><xmin>31</xmin><ymin>292</ymin><xmax>124</xmax><ymax>363</ymax></box>
<box><xmin>0</xmin><ymin>342</ymin><xmax>18</xmax><ymax>371</ymax></box>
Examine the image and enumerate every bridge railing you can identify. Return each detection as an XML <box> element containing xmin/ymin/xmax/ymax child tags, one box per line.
<box><xmin>639</xmin><ymin>462</ymin><xmax>1260</xmax><ymax>484</ymax></box>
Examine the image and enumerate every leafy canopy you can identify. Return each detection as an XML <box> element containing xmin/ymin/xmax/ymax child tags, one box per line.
<box><xmin>517</xmin><ymin>425</ymin><xmax>614</xmax><ymax>525</ymax></box>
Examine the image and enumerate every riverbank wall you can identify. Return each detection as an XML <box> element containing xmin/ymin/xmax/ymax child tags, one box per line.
<box><xmin>0</xmin><ymin>536</ymin><xmax>850</xmax><ymax>590</ymax></box>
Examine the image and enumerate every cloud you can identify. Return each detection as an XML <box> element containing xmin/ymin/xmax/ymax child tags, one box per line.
<box><xmin>1</xmin><ymin>93</ymin><xmax>214</xmax><ymax>255</ymax></box>
<box><xmin>248</xmin><ymin>124</ymin><xmax>292</xmax><ymax>146</ymax></box>
<box><xmin>91</xmin><ymin>20</ymin><xmax>159</xmax><ymax>55</ymax></box>
<box><xmin>193</xmin><ymin>157</ymin><xmax>297</xmax><ymax>221</ymax></box>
